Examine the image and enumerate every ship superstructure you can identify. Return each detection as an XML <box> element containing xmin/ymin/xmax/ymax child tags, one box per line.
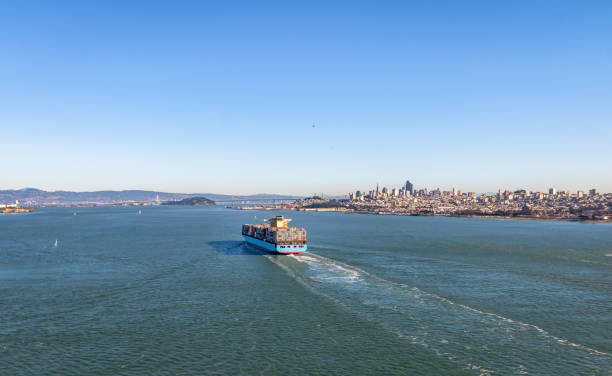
<box><xmin>242</xmin><ymin>216</ymin><xmax>307</xmax><ymax>254</ymax></box>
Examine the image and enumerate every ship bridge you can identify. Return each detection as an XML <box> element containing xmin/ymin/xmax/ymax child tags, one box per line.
<box><xmin>266</xmin><ymin>215</ymin><xmax>291</xmax><ymax>229</ymax></box>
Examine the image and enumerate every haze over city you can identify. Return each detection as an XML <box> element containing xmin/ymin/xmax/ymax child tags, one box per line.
<box><xmin>2</xmin><ymin>1</ymin><xmax>611</xmax><ymax>195</ymax></box>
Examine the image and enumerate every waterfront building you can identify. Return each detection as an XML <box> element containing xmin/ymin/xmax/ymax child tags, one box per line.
<box><xmin>589</xmin><ymin>188</ymin><xmax>597</xmax><ymax>196</ymax></box>
<box><xmin>549</xmin><ymin>188</ymin><xmax>556</xmax><ymax>195</ymax></box>
<box><xmin>577</xmin><ymin>190</ymin><xmax>584</xmax><ymax>198</ymax></box>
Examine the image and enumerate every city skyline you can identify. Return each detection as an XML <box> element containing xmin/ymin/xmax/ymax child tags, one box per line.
<box><xmin>335</xmin><ymin>179</ymin><xmax>611</xmax><ymax>221</ymax></box>
<box><xmin>348</xmin><ymin>179</ymin><xmax>604</xmax><ymax>198</ymax></box>
<box><xmin>0</xmin><ymin>181</ymin><xmax>609</xmax><ymax>199</ymax></box>
<box><xmin>347</xmin><ymin>182</ymin><xmax>603</xmax><ymax>200</ymax></box>
<box><xmin>2</xmin><ymin>2</ymin><xmax>611</xmax><ymax>194</ymax></box>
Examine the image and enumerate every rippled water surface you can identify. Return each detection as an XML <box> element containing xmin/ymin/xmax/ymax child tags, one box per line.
<box><xmin>1</xmin><ymin>207</ymin><xmax>611</xmax><ymax>375</ymax></box>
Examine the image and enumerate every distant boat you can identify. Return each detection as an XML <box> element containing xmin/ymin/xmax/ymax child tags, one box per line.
<box><xmin>54</xmin><ymin>239</ymin><xmax>58</xmax><ymax>248</ymax></box>
<box><xmin>138</xmin><ymin>210</ymin><xmax>142</xmax><ymax>215</ymax></box>
<box><xmin>73</xmin><ymin>212</ymin><xmax>77</xmax><ymax>216</ymax></box>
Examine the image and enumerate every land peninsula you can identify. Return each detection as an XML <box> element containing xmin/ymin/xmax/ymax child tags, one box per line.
<box><xmin>162</xmin><ymin>197</ymin><xmax>216</xmax><ymax>206</ymax></box>
<box><xmin>231</xmin><ymin>189</ymin><xmax>612</xmax><ymax>223</ymax></box>
<box><xmin>0</xmin><ymin>202</ymin><xmax>35</xmax><ymax>214</ymax></box>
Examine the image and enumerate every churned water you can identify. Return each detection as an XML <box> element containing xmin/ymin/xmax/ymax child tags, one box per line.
<box><xmin>1</xmin><ymin>207</ymin><xmax>611</xmax><ymax>375</ymax></box>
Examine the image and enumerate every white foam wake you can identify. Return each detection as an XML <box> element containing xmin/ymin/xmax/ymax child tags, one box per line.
<box><xmin>270</xmin><ymin>251</ymin><xmax>612</xmax><ymax>373</ymax></box>
<box><xmin>290</xmin><ymin>253</ymin><xmax>362</xmax><ymax>283</ymax></box>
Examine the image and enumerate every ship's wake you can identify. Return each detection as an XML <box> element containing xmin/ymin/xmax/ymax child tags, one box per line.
<box><xmin>266</xmin><ymin>252</ymin><xmax>611</xmax><ymax>375</ymax></box>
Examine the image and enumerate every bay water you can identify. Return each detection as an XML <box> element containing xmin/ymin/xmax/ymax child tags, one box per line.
<box><xmin>1</xmin><ymin>207</ymin><xmax>611</xmax><ymax>375</ymax></box>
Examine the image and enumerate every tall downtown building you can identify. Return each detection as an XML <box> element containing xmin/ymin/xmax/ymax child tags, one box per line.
<box><xmin>405</xmin><ymin>180</ymin><xmax>414</xmax><ymax>194</ymax></box>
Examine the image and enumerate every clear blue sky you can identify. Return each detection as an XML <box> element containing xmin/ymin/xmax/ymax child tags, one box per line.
<box><xmin>1</xmin><ymin>1</ymin><xmax>611</xmax><ymax>195</ymax></box>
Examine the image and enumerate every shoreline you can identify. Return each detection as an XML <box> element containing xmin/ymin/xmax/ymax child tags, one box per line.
<box><xmin>230</xmin><ymin>206</ymin><xmax>612</xmax><ymax>223</ymax></box>
<box><xmin>344</xmin><ymin>210</ymin><xmax>612</xmax><ymax>223</ymax></box>
<box><xmin>0</xmin><ymin>208</ymin><xmax>36</xmax><ymax>214</ymax></box>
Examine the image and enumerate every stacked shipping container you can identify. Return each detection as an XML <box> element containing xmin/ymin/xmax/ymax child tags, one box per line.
<box><xmin>242</xmin><ymin>218</ymin><xmax>307</xmax><ymax>245</ymax></box>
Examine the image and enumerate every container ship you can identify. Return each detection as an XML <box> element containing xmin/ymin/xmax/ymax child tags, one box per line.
<box><xmin>242</xmin><ymin>216</ymin><xmax>307</xmax><ymax>254</ymax></box>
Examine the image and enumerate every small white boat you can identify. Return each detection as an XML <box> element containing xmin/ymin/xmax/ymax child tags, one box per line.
<box><xmin>54</xmin><ymin>239</ymin><xmax>58</xmax><ymax>248</ymax></box>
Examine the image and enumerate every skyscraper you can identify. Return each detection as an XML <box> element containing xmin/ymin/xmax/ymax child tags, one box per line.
<box><xmin>404</xmin><ymin>180</ymin><xmax>413</xmax><ymax>194</ymax></box>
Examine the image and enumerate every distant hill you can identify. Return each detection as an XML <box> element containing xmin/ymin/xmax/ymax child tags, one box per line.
<box><xmin>162</xmin><ymin>197</ymin><xmax>216</xmax><ymax>206</ymax></box>
<box><xmin>0</xmin><ymin>188</ymin><xmax>304</xmax><ymax>206</ymax></box>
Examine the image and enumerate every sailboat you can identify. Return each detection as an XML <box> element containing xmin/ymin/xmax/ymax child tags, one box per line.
<box><xmin>138</xmin><ymin>209</ymin><xmax>142</xmax><ymax>215</ymax></box>
<box><xmin>53</xmin><ymin>239</ymin><xmax>58</xmax><ymax>248</ymax></box>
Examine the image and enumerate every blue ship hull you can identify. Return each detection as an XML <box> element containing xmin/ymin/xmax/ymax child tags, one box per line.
<box><xmin>243</xmin><ymin>235</ymin><xmax>307</xmax><ymax>254</ymax></box>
